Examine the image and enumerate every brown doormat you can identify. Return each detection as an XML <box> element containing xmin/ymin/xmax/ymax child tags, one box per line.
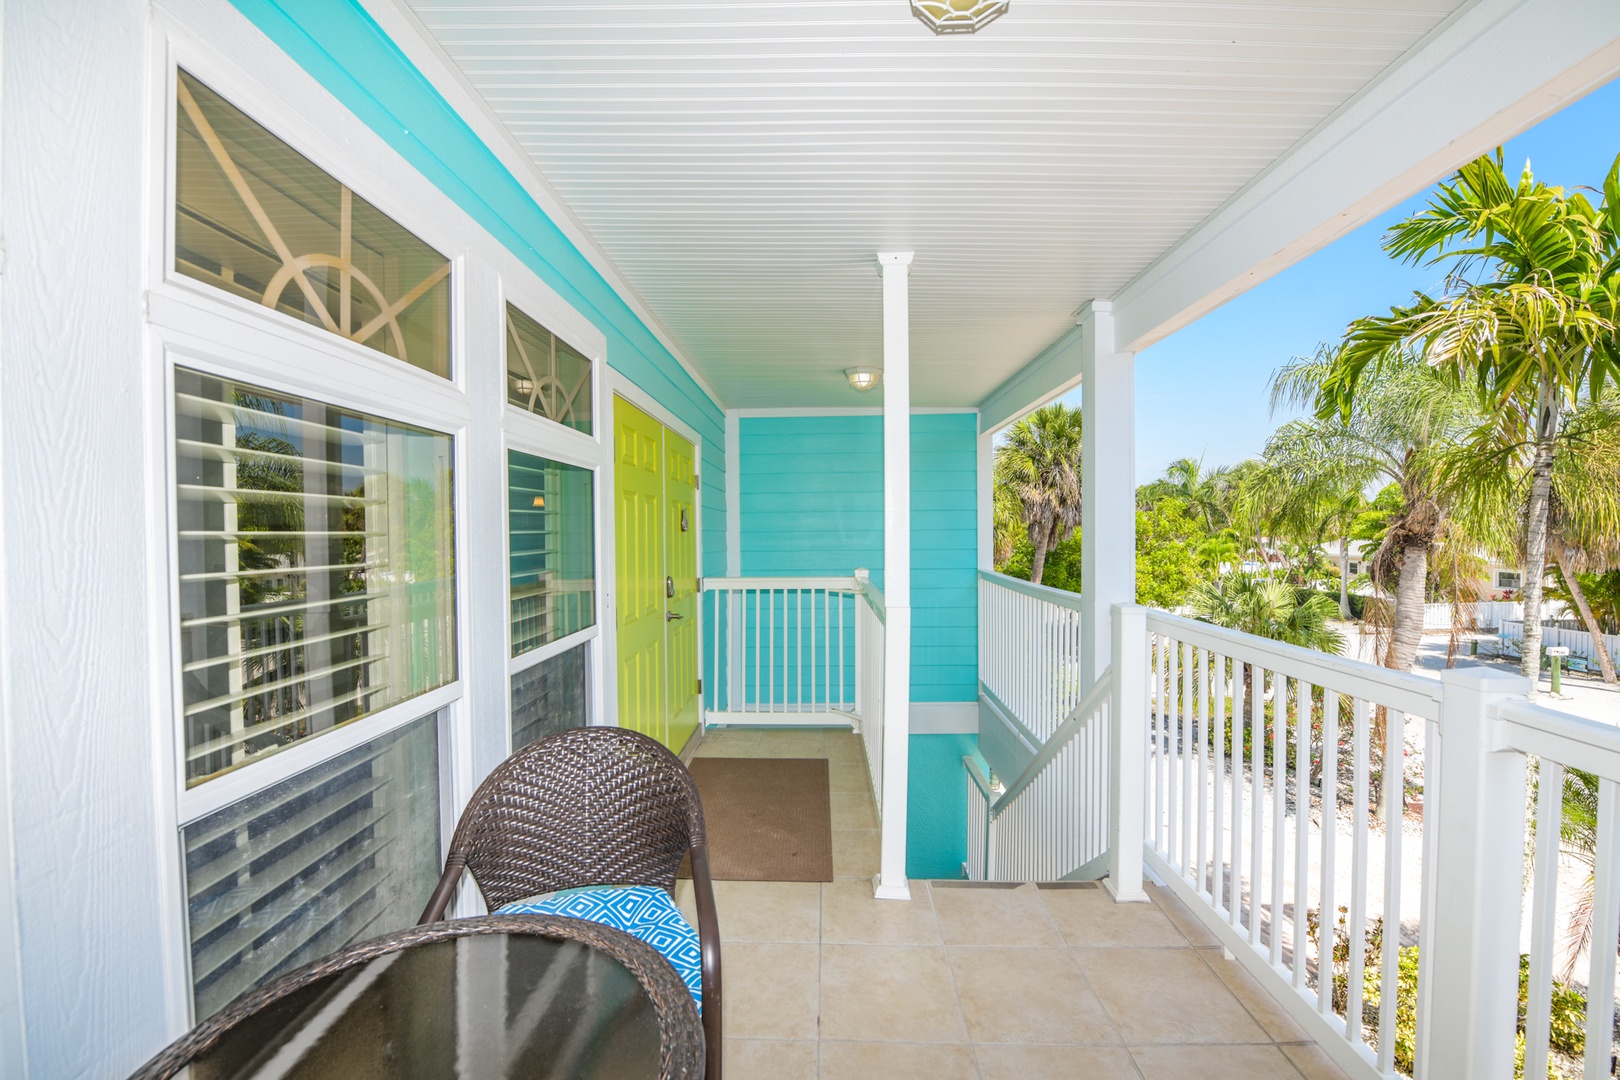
<box><xmin>683</xmin><ymin>758</ymin><xmax>833</xmax><ymax>882</ymax></box>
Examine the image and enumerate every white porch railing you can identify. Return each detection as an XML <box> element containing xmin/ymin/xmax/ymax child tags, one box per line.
<box><xmin>701</xmin><ymin>576</ymin><xmax>859</xmax><ymax>724</ymax></box>
<box><xmin>1498</xmin><ymin>698</ymin><xmax>1620</xmax><ymax>1080</ymax></box>
<box><xmin>1138</xmin><ymin>608</ymin><xmax>1442</xmax><ymax>1079</ymax></box>
<box><xmin>978</xmin><ymin>571</ymin><xmax>1084</xmax><ymax>743</ymax></box>
<box><xmin>968</xmin><ymin>597</ymin><xmax>1620</xmax><ymax>1077</ymax></box>
<box><xmin>965</xmin><ymin>669</ymin><xmax>1111</xmax><ymax>882</ymax></box>
<box><xmin>854</xmin><ymin>572</ymin><xmax>886</xmax><ymax>801</ymax></box>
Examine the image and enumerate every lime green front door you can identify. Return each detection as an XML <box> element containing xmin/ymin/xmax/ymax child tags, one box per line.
<box><xmin>614</xmin><ymin>396</ymin><xmax>699</xmax><ymax>752</ymax></box>
<box><xmin>664</xmin><ymin>430</ymin><xmax>700</xmax><ymax>751</ymax></box>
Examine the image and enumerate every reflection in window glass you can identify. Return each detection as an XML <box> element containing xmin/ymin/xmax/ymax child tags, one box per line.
<box><xmin>174</xmin><ymin>70</ymin><xmax>451</xmax><ymax>378</ymax></box>
<box><xmin>505</xmin><ymin>304</ymin><xmax>592</xmax><ymax>434</ymax></box>
<box><xmin>511</xmin><ymin>645</ymin><xmax>588</xmax><ymax>751</ymax></box>
<box><xmin>509</xmin><ymin>450</ymin><xmax>595</xmax><ymax>655</ymax></box>
<box><xmin>183</xmin><ymin>713</ymin><xmax>441</xmax><ymax>1020</ymax></box>
<box><xmin>175</xmin><ymin>367</ymin><xmax>456</xmax><ymax>786</ymax></box>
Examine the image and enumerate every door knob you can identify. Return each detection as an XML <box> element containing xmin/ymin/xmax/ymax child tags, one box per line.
<box><xmin>666</xmin><ymin>611</ymin><xmax>684</xmax><ymax>621</ymax></box>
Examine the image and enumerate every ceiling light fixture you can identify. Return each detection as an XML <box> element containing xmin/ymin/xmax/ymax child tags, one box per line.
<box><xmin>910</xmin><ymin>0</ymin><xmax>1009</xmax><ymax>34</ymax></box>
<box><xmin>845</xmin><ymin>367</ymin><xmax>882</xmax><ymax>392</ymax></box>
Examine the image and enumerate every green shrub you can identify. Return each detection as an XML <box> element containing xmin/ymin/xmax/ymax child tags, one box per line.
<box><xmin>1516</xmin><ymin>954</ymin><xmax>1586</xmax><ymax>1061</ymax></box>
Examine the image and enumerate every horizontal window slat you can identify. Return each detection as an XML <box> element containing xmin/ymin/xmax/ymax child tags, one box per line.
<box><xmin>185</xmin><ymin>688</ymin><xmax>371</xmax><ymax>768</ymax></box>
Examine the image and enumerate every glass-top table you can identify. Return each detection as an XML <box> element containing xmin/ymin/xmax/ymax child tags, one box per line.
<box><xmin>131</xmin><ymin>915</ymin><xmax>703</xmax><ymax>1080</ymax></box>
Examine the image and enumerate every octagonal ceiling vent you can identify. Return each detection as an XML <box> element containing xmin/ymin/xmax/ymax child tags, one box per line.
<box><xmin>910</xmin><ymin>0</ymin><xmax>1009</xmax><ymax>34</ymax></box>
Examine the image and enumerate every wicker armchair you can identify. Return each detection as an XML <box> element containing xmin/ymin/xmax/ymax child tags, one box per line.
<box><xmin>421</xmin><ymin>727</ymin><xmax>721</xmax><ymax>1080</ymax></box>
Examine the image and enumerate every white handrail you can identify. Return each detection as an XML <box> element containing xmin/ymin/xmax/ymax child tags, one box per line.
<box><xmin>1145</xmin><ymin>608</ymin><xmax>1442</xmax><ymax>718</ymax></box>
<box><xmin>703</xmin><ymin>575</ymin><xmax>858</xmax><ymax>591</ymax></box>
<box><xmin>965</xmin><ymin>667</ymin><xmax>1114</xmax><ymax>884</ymax></box>
<box><xmin>993</xmin><ymin>665</ymin><xmax>1113</xmax><ymax>815</ymax></box>
<box><xmin>701</xmin><ymin>576</ymin><xmax>860</xmax><ymax>724</ymax></box>
<box><xmin>978</xmin><ymin>569</ymin><xmax>1085</xmax><ymax>612</ymax></box>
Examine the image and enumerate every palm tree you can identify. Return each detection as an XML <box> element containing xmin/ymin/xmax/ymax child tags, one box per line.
<box><xmin>1190</xmin><ymin>573</ymin><xmax>1346</xmax><ymax>654</ymax></box>
<box><xmin>1145</xmin><ymin>456</ymin><xmax>1235</xmax><ymax>531</ymax></box>
<box><xmin>992</xmin><ymin>483</ymin><xmax>1023</xmax><ymax>567</ymax></box>
<box><xmin>1320</xmin><ymin>151</ymin><xmax>1620</xmax><ymax>681</ymax></box>
<box><xmin>1190</xmin><ymin>571</ymin><xmax>1345</xmax><ymax>722</ymax></box>
<box><xmin>995</xmin><ymin>404</ymin><xmax>1083</xmax><ymax>585</ymax></box>
<box><xmin>1267</xmin><ymin>346</ymin><xmax>1479</xmax><ymax>674</ymax></box>
<box><xmin>1446</xmin><ymin>397</ymin><xmax>1620</xmax><ymax>682</ymax></box>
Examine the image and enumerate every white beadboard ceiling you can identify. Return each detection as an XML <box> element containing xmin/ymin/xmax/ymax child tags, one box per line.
<box><xmin>405</xmin><ymin>1</ymin><xmax>1470</xmax><ymax>408</ymax></box>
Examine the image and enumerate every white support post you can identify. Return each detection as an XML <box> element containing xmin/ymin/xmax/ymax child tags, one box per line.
<box><xmin>976</xmin><ymin>426</ymin><xmax>994</xmax><ymax>572</ymax></box>
<box><xmin>876</xmin><ymin>251</ymin><xmax>914</xmax><ymax>901</ymax></box>
<box><xmin>1106</xmin><ymin>603</ymin><xmax>1149</xmax><ymax>902</ymax></box>
<box><xmin>1078</xmin><ymin>301</ymin><xmax>1135</xmax><ymax>691</ymax></box>
<box><xmin>1420</xmin><ymin>667</ymin><xmax>1531</xmax><ymax>1079</ymax></box>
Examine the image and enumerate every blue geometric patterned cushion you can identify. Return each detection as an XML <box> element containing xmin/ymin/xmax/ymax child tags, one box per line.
<box><xmin>496</xmin><ymin>885</ymin><xmax>703</xmax><ymax>1011</ymax></box>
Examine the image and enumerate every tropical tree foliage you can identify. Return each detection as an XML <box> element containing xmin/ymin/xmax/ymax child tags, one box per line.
<box><xmin>1319</xmin><ymin>151</ymin><xmax>1620</xmax><ymax>681</ymax></box>
<box><xmin>1266</xmin><ymin>346</ymin><xmax>1481</xmax><ymax>672</ymax></box>
<box><xmin>1188</xmin><ymin>573</ymin><xmax>1346</xmax><ymax>655</ymax></box>
<box><xmin>994</xmin><ymin>404</ymin><xmax>1083</xmax><ymax>585</ymax></box>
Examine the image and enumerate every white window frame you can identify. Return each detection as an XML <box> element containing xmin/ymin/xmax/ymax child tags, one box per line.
<box><xmin>139</xmin><ymin>0</ymin><xmax>624</xmax><ymax>1028</ymax></box>
<box><xmin>499</xmin><ymin>270</ymin><xmax>608</xmax><ymax>754</ymax></box>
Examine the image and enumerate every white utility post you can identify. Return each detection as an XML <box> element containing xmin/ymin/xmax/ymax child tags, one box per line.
<box><xmin>1078</xmin><ymin>300</ymin><xmax>1136</xmax><ymax>690</ymax></box>
<box><xmin>876</xmin><ymin>251</ymin><xmax>913</xmax><ymax>901</ymax></box>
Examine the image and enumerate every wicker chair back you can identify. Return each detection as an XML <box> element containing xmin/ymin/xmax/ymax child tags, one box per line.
<box><xmin>448</xmin><ymin>727</ymin><xmax>705</xmax><ymax>910</ymax></box>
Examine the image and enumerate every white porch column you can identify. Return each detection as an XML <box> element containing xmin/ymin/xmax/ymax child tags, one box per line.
<box><xmin>1078</xmin><ymin>301</ymin><xmax>1136</xmax><ymax>690</ymax></box>
<box><xmin>876</xmin><ymin>251</ymin><xmax>913</xmax><ymax>901</ymax></box>
<box><xmin>1420</xmin><ymin>667</ymin><xmax>1530</xmax><ymax>1078</ymax></box>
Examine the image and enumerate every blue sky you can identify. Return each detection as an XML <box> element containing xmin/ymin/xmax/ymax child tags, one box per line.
<box><xmin>1059</xmin><ymin>76</ymin><xmax>1620</xmax><ymax>485</ymax></box>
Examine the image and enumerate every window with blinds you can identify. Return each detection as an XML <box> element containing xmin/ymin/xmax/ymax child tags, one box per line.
<box><xmin>174</xmin><ymin>70</ymin><xmax>451</xmax><ymax>378</ymax></box>
<box><xmin>175</xmin><ymin>367</ymin><xmax>456</xmax><ymax>786</ymax></box>
<box><xmin>505</xmin><ymin>303</ymin><xmax>592</xmax><ymax>433</ymax></box>
<box><xmin>183</xmin><ymin>713</ymin><xmax>442</xmax><ymax>1020</ymax></box>
<box><xmin>511</xmin><ymin>644</ymin><xmax>588</xmax><ymax>750</ymax></box>
<box><xmin>509</xmin><ymin>450</ymin><xmax>595</xmax><ymax>656</ymax></box>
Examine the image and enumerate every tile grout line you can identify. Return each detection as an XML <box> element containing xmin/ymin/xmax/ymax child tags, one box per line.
<box><xmin>936</xmin><ymin>891</ymin><xmax>986</xmax><ymax>1080</ymax></box>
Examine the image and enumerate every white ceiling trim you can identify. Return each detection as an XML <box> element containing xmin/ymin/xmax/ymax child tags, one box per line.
<box><xmin>359</xmin><ymin>0</ymin><xmax>728</xmax><ymax>410</ymax></box>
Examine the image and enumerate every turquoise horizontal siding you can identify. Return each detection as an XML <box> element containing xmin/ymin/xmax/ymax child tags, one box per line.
<box><xmin>908</xmin><ymin>733</ymin><xmax>976</xmax><ymax>879</ymax></box>
<box><xmin>230</xmin><ymin>0</ymin><xmax>727</xmax><ymax>577</ymax></box>
<box><xmin>737</xmin><ymin>412</ymin><xmax>977</xmax><ymax>703</ymax></box>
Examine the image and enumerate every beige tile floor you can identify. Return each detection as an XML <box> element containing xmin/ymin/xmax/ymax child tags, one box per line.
<box><xmin>676</xmin><ymin>726</ymin><xmax>1354</xmax><ymax>1080</ymax></box>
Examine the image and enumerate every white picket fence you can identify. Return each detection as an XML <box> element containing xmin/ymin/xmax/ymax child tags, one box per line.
<box><xmin>1421</xmin><ymin>600</ymin><xmax>1568</xmax><ymax>631</ymax></box>
<box><xmin>1500</xmin><ymin>618</ymin><xmax>1620</xmax><ymax>667</ymax></box>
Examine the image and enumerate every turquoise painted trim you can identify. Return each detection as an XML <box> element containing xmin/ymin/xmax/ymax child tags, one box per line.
<box><xmin>736</xmin><ymin>413</ymin><xmax>978</xmax><ymax>702</ymax></box>
<box><xmin>908</xmin><ymin>733</ymin><xmax>977</xmax><ymax>879</ymax></box>
<box><xmin>226</xmin><ymin>0</ymin><xmax>727</xmax><ymax>576</ymax></box>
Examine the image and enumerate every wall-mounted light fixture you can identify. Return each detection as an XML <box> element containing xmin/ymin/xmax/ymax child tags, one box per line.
<box><xmin>910</xmin><ymin>0</ymin><xmax>1009</xmax><ymax>34</ymax></box>
<box><xmin>845</xmin><ymin>367</ymin><xmax>882</xmax><ymax>392</ymax></box>
<box><xmin>532</xmin><ymin>495</ymin><xmax>546</xmax><ymax>508</ymax></box>
<box><xmin>513</xmin><ymin>375</ymin><xmax>535</xmax><ymax>396</ymax></box>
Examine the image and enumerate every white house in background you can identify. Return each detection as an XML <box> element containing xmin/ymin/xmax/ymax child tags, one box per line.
<box><xmin>1323</xmin><ymin>540</ymin><xmax>1541</xmax><ymax>601</ymax></box>
<box><xmin>6</xmin><ymin>2</ymin><xmax>1620</xmax><ymax>1078</ymax></box>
